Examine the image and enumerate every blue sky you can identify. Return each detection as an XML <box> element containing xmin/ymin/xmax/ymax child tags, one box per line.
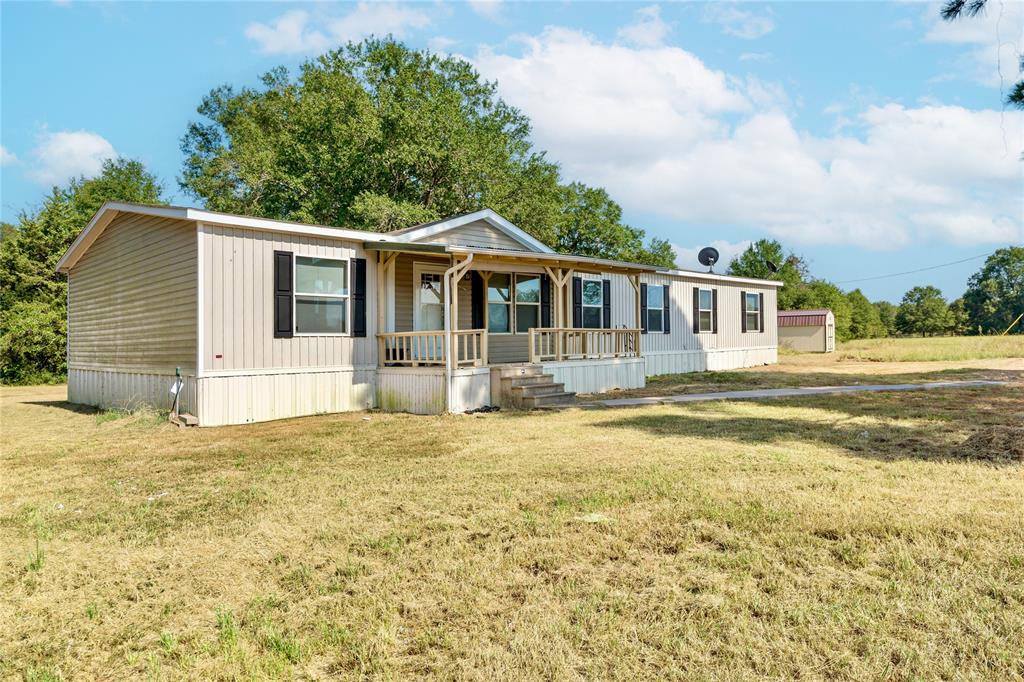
<box><xmin>2</xmin><ymin>1</ymin><xmax>1021</xmax><ymax>302</ymax></box>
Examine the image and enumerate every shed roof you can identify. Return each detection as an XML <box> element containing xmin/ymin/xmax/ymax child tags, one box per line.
<box><xmin>778</xmin><ymin>309</ymin><xmax>832</xmax><ymax>327</ymax></box>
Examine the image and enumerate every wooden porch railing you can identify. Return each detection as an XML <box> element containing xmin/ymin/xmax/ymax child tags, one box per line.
<box><xmin>528</xmin><ymin>328</ymin><xmax>641</xmax><ymax>363</ymax></box>
<box><xmin>378</xmin><ymin>329</ymin><xmax>488</xmax><ymax>368</ymax></box>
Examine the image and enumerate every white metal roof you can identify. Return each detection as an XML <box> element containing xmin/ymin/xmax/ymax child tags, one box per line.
<box><xmin>55</xmin><ymin>202</ymin><xmax>784</xmax><ymax>288</ymax></box>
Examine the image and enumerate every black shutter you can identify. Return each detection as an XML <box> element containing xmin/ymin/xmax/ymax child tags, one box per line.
<box><xmin>662</xmin><ymin>284</ymin><xmax>670</xmax><ymax>334</ymax></box>
<box><xmin>471</xmin><ymin>272</ymin><xmax>485</xmax><ymax>329</ymax></box>
<box><xmin>602</xmin><ymin>279</ymin><xmax>611</xmax><ymax>329</ymax></box>
<box><xmin>540</xmin><ymin>275</ymin><xmax>551</xmax><ymax>328</ymax></box>
<box><xmin>712</xmin><ymin>289</ymin><xmax>718</xmax><ymax>333</ymax></box>
<box><xmin>692</xmin><ymin>288</ymin><xmax>699</xmax><ymax>334</ymax></box>
<box><xmin>759</xmin><ymin>292</ymin><xmax>765</xmax><ymax>333</ymax></box>
<box><xmin>741</xmin><ymin>290</ymin><xmax>747</xmax><ymax>333</ymax></box>
<box><xmin>274</xmin><ymin>250</ymin><xmax>293</xmax><ymax>338</ymax></box>
<box><xmin>572</xmin><ymin>276</ymin><xmax>582</xmax><ymax>328</ymax></box>
<box><xmin>351</xmin><ymin>258</ymin><xmax>367</xmax><ymax>337</ymax></box>
<box><xmin>640</xmin><ymin>283</ymin><xmax>648</xmax><ymax>334</ymax></box>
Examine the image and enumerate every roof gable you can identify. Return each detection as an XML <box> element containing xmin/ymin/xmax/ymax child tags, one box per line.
<box><xmin>393</xmin><ymin>209</ymin><xmax>553</xmax><ymax>253</ymax></box>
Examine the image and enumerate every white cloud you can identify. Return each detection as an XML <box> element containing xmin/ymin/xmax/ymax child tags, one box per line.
<box><xmin>673</xmin><ymin>239</ymin><xmax>751</xmax><ymax>271</ymax></box>
<box><xmin>739</xmin><ymin>51</ymin><xmax>772</xmax><ymax>62</ymax></box>
<box><xmin>702</xmin><ymin>4</ymin><xmax>775</xmax><ymax>40</ymax></box>
<box><xmin>617</xmin><ymin>5</ymin><xmax>671</xmax><ymax>48</ymax></box>
<box><xmin>474</xmin><ymin>27</ymin><xmax>1023</xmax><ymax>249</ymax></box>
<box><xmin>0</xmin><ymin>145</ymin><xmax>17</xmax><ymax>166</ymax></box>
<box><xmin>246</xmin><ymin>10</ymin><xmax>329</xmax><ymax>55</ymax></box>
<box><xmin>28</xmin><ymin>130</ymin><xmax>116</xmax><ymax>185</ymax></box>
<box><xmin>245</xmin><ymin>3</ymin><xmax>431</xmax><ymax>55</ymax></box>
<box><xmin>429</xmin><ymin>36</ymin><xmax>457</xmax><ymax>54</ymax></box>
<box><xmin>468</xmin><ymin>0</ymin><xmax>502</xmax><ymax>21</ymax></box>
<box><xmin>923</xmin><ymin>0</ymin><xmax>1024</xmax><ymax>88</ymax></box>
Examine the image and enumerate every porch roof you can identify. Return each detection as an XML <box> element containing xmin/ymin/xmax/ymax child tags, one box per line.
<box><xmin>362</xmin><ymin>240</ymin><xmax>661</xmax><ymax>276</ymax></box>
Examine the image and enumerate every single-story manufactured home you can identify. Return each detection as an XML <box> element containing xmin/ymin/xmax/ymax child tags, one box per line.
<box><xmin>56</xmin><ymin>202</ymin><xmax>783</xmax><ymax>425</ymax></box>
<box><xmin>778</xmin><ymin>309</ymin><xmax>836</xmax><ymax>353</ymax></box>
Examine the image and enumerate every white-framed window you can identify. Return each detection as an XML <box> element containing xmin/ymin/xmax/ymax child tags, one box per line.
<box><xmin>646</xmin><ymin>285</ymin><xmax>664</xmax><ymax>333</ymax></box>
<box><xmin>294</xmin><ymin>256</ymin><xmax>348</xmax><ymax>335</ymax></box>
<box><xmin>698</xmin><ymin>288</ymin><xmax>714</xmax><ymax>333</ymax></box>
<box><xmin>745</xmin><ymin>292</ymin><xmax>761</xmax><ymax>332</ymax></box>
<box><xmin>487</xmin><ymin>273</ymin><xmax>512</xmax><ymax>334</ymax></box>
<box><xmin>581</xmin><ymin>279</ymin><xmax>603</xmax><ymax>329</ymax></box>
<box><xmin>514</xmin><ymin>274</ymin><xmax>541</xmax><ymax>333</ymax></box>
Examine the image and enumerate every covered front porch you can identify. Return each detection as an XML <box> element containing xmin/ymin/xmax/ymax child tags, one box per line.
<box><xmin>364</xmin><ymin>241</ymin><xmax>654</xmax><ymax>412</ymax></box>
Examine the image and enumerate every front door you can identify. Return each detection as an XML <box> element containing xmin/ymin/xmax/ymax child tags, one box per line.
<box><xmin>413</xmin><ymin>263</ymin><xmax>446</xmax><ymax>359</ymax></box>
<box><xmin>414</xmin><ymin>264</ymin><xmax>445</xmax><ymax>331</ymax></box>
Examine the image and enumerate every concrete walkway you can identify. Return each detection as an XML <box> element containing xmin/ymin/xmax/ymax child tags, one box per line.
<box><xmin>588</xmin><ymin>380</ymin><xmax>1008</xmax><ymax>408</ymax></box>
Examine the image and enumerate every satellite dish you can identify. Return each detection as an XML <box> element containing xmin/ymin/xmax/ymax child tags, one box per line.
<box><xmin>697</xmin><ymin>247</ymin><xmax>720</xmax><ymax>273</ymax></box>
<box><xmin>766</xmin><ymin>260</ymin><xmax>780</xmax><ymax>273</ymax></box>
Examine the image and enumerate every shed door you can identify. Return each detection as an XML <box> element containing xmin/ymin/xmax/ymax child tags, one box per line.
<box><xmin>826</xmin><ymin>322</ymin><xmax>835</xmax><ymax>352</ymax></box>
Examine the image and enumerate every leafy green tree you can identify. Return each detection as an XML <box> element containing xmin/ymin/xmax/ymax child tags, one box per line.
<box><xmin>788</xmin><ymin>279</ymin><xmax>853</xmax><ymax>341</ymax></box>
<box><xmin>727</xmin><ymin>239</ymin><xmax>808</xmax><ymax>308</ymax></box>
<box><xmin>947</xmin><ymin>297</ymin><xmax>970</xmax><ymax>335</ymax></box>
<box><xmin>962</xmin><ymin>247</ymin><xmax>1024</xmax><ymax>334</ymax></box>
<box><xmin>0</xmin><ymin>159</ymin><xmax>165</xmax><ymax>383</ymax></box>
<box><xmin>873</xmin><ymin>300</ymin><xmax>898</xmax><ymax>336</ymax></box>
<box><xmin>846</xmin><ymin>288</ymin><xmax>885</xmax><ymax>339</ymax></box>
<box><xmin>896</xmin><ymin>286</ymin><xmax>950</xmax><ymax>336</ymax></box>
<box><xmin>181</xmin><ymin>38</ymin><xmax>670</xmax><ymax>265</ymax></box>
<box><xmin>553</xmin><ymin>183</ymin><xmax>674</xmax><ymax>267</ymax></box>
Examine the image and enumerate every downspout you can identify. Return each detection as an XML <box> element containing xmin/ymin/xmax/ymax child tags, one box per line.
<box><xmin>442</xmin><ymin>253</ymin><xmax>473</xmax><ymax>413</ymax></box>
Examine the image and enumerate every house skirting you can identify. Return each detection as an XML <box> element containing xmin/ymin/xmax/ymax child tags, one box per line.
<box><xmin>68</xmin><ymin>368</ymin><xmax>197</xmax><ymax>415</ymax></box>
<box><xmin>544</xmin><ymin>357</ymin><xmax>646</xmax><ymax>394</ymax></box>
<box><xmin>643</xmin><ymin>347</ymin><xmax>777</xmax><ymax>376</ymax></box>
<box><xmin>196</xmin><ymin>368</ymin><xmax>375</xmax><ymax>426</ymax></box>
<box><xmin>376</xmin><ymin>366</ymin><xmax>490</xmax><ymax>415</ymax></box>
<box><xmin>66</xmin><ymin>346</ymin><xmax>778</xmax><ymax>426</ymax></box>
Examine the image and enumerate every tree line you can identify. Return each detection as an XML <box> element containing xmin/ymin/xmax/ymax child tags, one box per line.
<box><xmin>727</xmin><ymin>240</ymin><xmax>1023</xmax><ymax>341</ymax></box>
<box><xmin>2</xmin><ymin>37</ymin><xmax>1020</xmax><ymax>385</ymax></box>
<box><xmin>0</xmin><ymin>38</ymin><xmax>672</xmax><ymax>385</ymax></box>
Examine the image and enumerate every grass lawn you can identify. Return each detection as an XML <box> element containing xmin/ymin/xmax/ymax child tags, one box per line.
<box><xmin>596</xmin><ymin>337</ymin><xmax>1023</xmax><ymax>401</ymax></box>
<box><xmin>3</xmin><ymin>366</ymin><xmax>1024</xmax><ymax>680</ymax></box>
<box><xmin>836</xmin><ymin>335</ymin><xmax>1024</xmax><ymax>362</ymax></box>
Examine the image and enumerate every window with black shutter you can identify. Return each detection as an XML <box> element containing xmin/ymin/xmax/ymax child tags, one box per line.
<box><xmin>640</xmin><ymin>283</ymin><xmax>649</xmax><ymax>334</ymax></box>
<box><xmin>273</xmin><ymin>250</ymin><xmax>293</xmax><ymax>339</ymax></box>
<box><xmin>351</xmin><ymin>258</ymin><xmax>366</xmax><ymax>337</ymax></box>
<box><xmin>602</xmin><ymin>279</ymin><xmax>611</xmax><ymax>328</ymax></box>
<box><xmin>696</xmin><ymin>288</ymin><xmax>714</xmax><ymax>333</ymax></box>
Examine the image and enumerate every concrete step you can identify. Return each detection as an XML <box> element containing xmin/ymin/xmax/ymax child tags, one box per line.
<box><xmin>501</xmin><ymin>374</ymin><xmax>556</xmax><ymax>389</ymax></box>
<box><xmin>521</xmin><ymin>392</ymin><xmax>577</xmax><ymax>409</ymax></box>
<box><xmin>492</xmin><ymin>364</ymin><xmax>545</xmax><ymax>379</ymax></box>
<box><xmin>511</xmin><ymin>382</ymin><xmax>567</xmax><ymax>398</ymax></box>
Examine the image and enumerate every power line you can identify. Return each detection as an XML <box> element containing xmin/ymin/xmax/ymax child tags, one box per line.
<box><xmin>834</xmin><ymin>252</ymin><xmax>992</xmax><ymax>285</ymax></box>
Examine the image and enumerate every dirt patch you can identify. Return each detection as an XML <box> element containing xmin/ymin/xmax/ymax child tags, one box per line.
<box><xmin>957</xmin><ymin>426</ymin><xmax>1024</xmax><ymax>463</ymax></box>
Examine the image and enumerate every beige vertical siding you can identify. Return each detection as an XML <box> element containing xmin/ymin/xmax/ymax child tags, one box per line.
<box><xmin>779</xmin><ymin>326</ymin><xmax>826</xmax><ymax>352</ymax></box>
<box><xmin>608</xmin><ymin>272</ymin><xmax>778</xmax><ymax>354</ymax></box>
<box><xmin>200</xmin><ymin>223</ymin><xmax>377</xmax><ymax>371</ymax></box>
<box><xmin>68</xmin><ymin>214</ymin><xmax>197</xmax><ymax>373</ymax></box>
<box><xmin>412</xmin><ymin>220</ymin><xmax>524</xmax><ymax>250</ymax></box>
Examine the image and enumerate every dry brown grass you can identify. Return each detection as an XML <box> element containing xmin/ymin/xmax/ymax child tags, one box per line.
<box><xmin>836</xmin><ymin>335</ymin><xmax>1024</xmax><ymax>362</ymax></box>
<box><xmin>597</xmin><ymin>354</ymin><xmax>1024</xmax><ymax>400</ymax></box>
<box><xmin>2</xmin><ymin>374</ymin><xmax>1024</xmax><ymax>680</ymax></box>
